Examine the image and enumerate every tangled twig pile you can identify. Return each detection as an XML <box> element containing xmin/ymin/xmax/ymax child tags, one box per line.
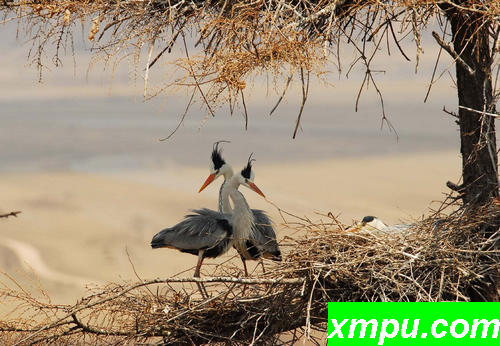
<box><xmin>1</xmin><ymin>199</ymin><xmax>498</xmax><ymax>344</ymax></box>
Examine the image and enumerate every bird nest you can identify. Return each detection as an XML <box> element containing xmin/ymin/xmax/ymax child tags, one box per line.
<box><xmin>1</xmin><ymin>199</ymin><xmax>498</xmax><ymax>345</ymax></box>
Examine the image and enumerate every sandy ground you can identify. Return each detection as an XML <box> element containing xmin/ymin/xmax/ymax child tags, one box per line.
<box><xmin>0</xmin><ymin>151</ymin><xmax>461</xmax><ymax>307</ymax></box>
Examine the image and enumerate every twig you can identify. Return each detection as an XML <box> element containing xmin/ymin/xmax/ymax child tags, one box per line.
<box><xmin>293</xmin><ymin>0</ymin><xmax>349</xmax><ymax>28</ymax></box>
<box><xmin>70</xmin><ymin>313</ymin><xmax>127</xmax><ymax>336</ymax></box>
<box><xmin>447</xmin><ymin>181</ymin><xmax>463</xmax><ymax>192</ymax></box>
<box><xmin>126</xmin><ymin>247</ymin><xmax>155</xmax><ymax>297</ymax></box>
<box><xmin>181</xmin><ymin>32</ymin><xmax>216</xmax><ymax>117</ymax></box>
<box><xmin>388</xmin><ymin>21</ymin><xmax>410</xmax><ymax>61</ymax></box>
<box><xmin>425</xmin><ymin>22</ymin><xmax>447</xmax><ymax>103</ymax></box>
<box><xmin>159</xmin><ymin>88</ymin><xmax>196</xmax><ymax>141</ymax></box>
<box><xmin>443</xmin><ymin>106</ymin><xmax>459</xmax><ymax>118</ymax></box>
<box><xmin>292</xmin><ymin>68</ymin><xmax>309</xmax><ymax>139</ymax></box>
<box><xmin>241</xmin><ymin>89</ymin><xmax>248</xmax><ymax>130</ymax></box>
<box><xmin>305</xmin><ymin>270</ymin><xmax>321</xmax><ymax>339</ymax></box>
<box><xmin>164</xmin><ymin>291</ymin><xmax>228</xmax><ymax>323</ymax></box>
<box><xmin>144</xmin><ymin>276</ymin><xmax>306</xmax><ymax>285</ymax></box>
<box><xmin>431</xmin><ymin>31</ymin><xmax>475</xmax><ymax>76</ymax></box>
<box><xmin>147</xmin><ymin>22</ymin><xmax>186</xmax><ymax>70</ymax></box>
<box><xmin>143</xmin><ymin>38</ymin><xmax>155</xmax><ymax>99</ymax></box>
<box><xmin>269</xmin><ymin>74</ymin><xmax>292</xmax><ymax>116</ymax></box>
<box><xmin>459</xmin><ymin>105</ymin><xmax>499</xmax><ymax>118</ymax></box>
<box><xmin>0</xmin><ymin>211</ymin><xmax>21</xmax><ymax>218</ymax></box>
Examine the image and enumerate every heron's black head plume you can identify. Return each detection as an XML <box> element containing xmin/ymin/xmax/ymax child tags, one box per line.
<box><xmin>241</xmin><ymin>153</ymin><xmax>255</xmax><ymax>179</ymax></box>
<box><xmin>361</xmin><ymin>216</ymin><xmax>376</xmax><ymax>223</ymax></box>
<box><xmin>211</xmin><ymin>141</ymin><xmax>229</xmax><ymax>170</ymax></box>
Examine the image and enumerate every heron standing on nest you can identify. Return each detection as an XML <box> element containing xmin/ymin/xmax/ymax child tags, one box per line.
<box><xmin>199</xmin><ymin>142</ymin><xmax>281</xmax><ymax>276</ymax></box>
<box><xmin>150</xmin><ymin>162</ymin><xmax>267</xmax><ymax>279</ymax></box>
<box><xmin>151</xmin><ymin>158</ymin><xmax>264</xmax><ymax>277</ymax></box>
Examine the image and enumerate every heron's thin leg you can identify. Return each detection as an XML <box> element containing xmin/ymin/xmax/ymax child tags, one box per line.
<box><xmin>260</xmin><ymin>259</ymin><xmax>266</xmax><ymax>274</ymax></box>
<box><xmin>240</xmin><ymin>257</ymin><xmax>249</xmax><ymax>295</ymax></box>
<box><xmin>194</xmin><ymin>251</ymin><xmax>204</xmax><ymax>277</ymax></box>
<box><xmin>196</xmin><ymin>282</ymin><xmax>208</xmax><ymax>299</ymax></box>
<box><xmin>241</xmin><ymin>257</ymin><xmax>248</xmax><ymax>277</ymax></box>
<box><xmin>194</xmin><ymin>250</ymin><xmax>208</xmax><ymax>299</ymax></box>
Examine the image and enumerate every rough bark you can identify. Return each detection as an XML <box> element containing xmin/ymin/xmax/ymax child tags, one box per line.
<box><xmin>445</xmin><ymin>5</ymin><xmax>499</xmax><ymax>206</ymax></box>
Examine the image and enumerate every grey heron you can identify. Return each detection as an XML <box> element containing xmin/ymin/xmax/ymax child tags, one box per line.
<box><xmin>150</xmin><ymin>163</ymin><xmax>266</xmax><ymax>278</ymax></box>
<box><xmin>357</xmin><ymin>215</ymin><xmax>411</xmax><ymax>233</ymax></box>
<box><xmin>199</xmin><ymin>143</ymin><xmax>281</xmax><ymax>276</ymax></box>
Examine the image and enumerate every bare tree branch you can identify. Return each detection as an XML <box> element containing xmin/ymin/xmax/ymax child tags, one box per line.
<box><xmin>0</xmin><ymin>211</ymin><xmax>21</xmax><ymax>218</ymax></box>
<box><xmin>431</xmin><ymin>31</ymin><xmax>475</xmax><ymax>76</ymax></box>
<box><xmin>459</xmin><ymin>105</ymin><xmax>499</xmax><ymax>118</ymax></box>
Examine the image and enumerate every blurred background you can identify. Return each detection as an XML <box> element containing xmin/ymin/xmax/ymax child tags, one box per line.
<box><xmin>0</xmin><ymin>20</ymin><xmax>464</xmax><ymax>304</ymax></box>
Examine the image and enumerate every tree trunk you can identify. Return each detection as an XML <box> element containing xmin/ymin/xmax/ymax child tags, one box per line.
<box><xmin>443</xmin><ymin>5</ymin><xmax>500</xmax><ymax>302</ymax></box>
<box><xmin>445</xmin><ymin>7</ymin><xmax>499</xmax><ymax>205</ymax></box>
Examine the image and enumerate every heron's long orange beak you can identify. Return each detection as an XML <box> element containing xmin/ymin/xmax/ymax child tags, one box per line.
<box><xmin>198</xmin><ymin>173</ymin><xmax>216</xmax><ymax>193</ymax></box>
<box><xmin>248</xmin><ymin>182</ymin><xmax>266</xmax><ymax>198</ymax></box>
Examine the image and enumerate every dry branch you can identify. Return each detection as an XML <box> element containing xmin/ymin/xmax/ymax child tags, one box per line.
<box><xmin>431</xmin><ymin>31</ymin><xmax>475</xmax><ymax>76</ymax></box>
<box><xmin>458</xmin><ymin>105</ymin><xmax>500</xmax><ymax>118</ymax></box>
<box><xmin>0</xmin><ymin>211</ymin><xmax>21</xmax><ymax>218</ymax></box>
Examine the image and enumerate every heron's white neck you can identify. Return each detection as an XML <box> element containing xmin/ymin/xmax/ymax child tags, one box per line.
<box><xmin>223</xmin><ymin>175</ymin><xmax>255</xmax><ymax>247</ymax></box>
<box><xmin>218</xmin><ymin>166</ymin><xmax>234</xmax><ymax>214</ymax></box>
<box><xmin>366</xmin><ymin>218</ymin><xmax>388</xmax><ymax>231</ymax></box>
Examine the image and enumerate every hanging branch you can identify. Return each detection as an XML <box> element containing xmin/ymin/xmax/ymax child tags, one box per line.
<box><xmin>424</xmin><ymin>22</ymin><xmax>447</xmax><ymax>103</ymax></box>
<box><xmin>292</xmin><ymin>68</ymin><xmax>309</xmax><ymax>139</ymax></box>
<box><xmin>269</xmin><ymin>74</ymin><xmax>293</xmax><ymax>116</ymax></box>
<box><xmin>159</xmin><ymin>87</ymin><xmax>197</xmax><ymax>141</ymax></box>
<box><xmin>181</xmin><ymin>32</ymin><xmax>216</xmax><ymax>117</ymax></box>
<box><xmin>241</xmin><ymin>89</ymin><xmax>249</xmax><ymax>130</ymax></box>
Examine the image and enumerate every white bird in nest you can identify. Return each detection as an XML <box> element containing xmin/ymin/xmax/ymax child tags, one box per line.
<box><xmin>356</xmin><ymin>215</ymin><xmax>411</xmax><ymax>233</ymax></box>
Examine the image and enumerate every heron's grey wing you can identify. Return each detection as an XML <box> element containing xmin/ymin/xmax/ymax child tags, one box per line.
<box><xmin>251</xmin><ymin>209</ymin><xmax>281</xmax><ymax>260</ymax></box>
<box><xmin>194</xmin><ymin>208</ymin><xmax>232</xmax><ymax>220</ymax></box>
<box><xmin>151</xmin><ymin>208</ymin><xmax>232</xmax><ymax>257</ymax></box>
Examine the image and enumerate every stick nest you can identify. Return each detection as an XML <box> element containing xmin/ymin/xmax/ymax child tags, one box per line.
<box><xmin>1</xmin><ymin>199</ymin><xmax>498</xmax><ymax>345</ymax></box>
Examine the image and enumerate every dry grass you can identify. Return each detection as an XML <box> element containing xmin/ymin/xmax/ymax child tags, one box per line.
<box><xmin>0</xmin><ymin>198</ymin><xmax>498</xmax><ymax>345</ymax></box>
